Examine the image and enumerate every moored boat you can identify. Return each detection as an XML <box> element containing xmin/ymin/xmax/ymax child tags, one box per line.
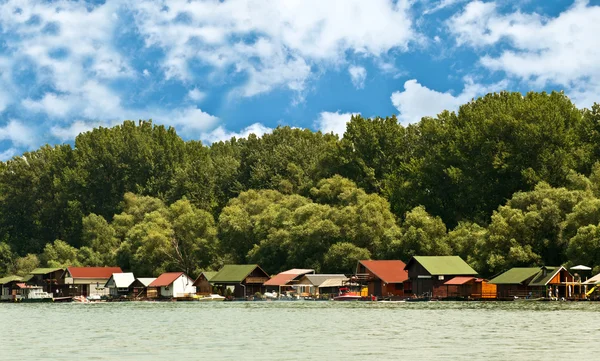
<box><xmin>198</xmin><ymin>294</ymin><xmax>226</xmax><ymax>301</ymax></box>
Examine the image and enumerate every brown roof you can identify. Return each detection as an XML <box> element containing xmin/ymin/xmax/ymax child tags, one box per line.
<box><xmin>263</xmin><ymin>269</ymin><xmax>315</xmax><ymax>286</ymax></box>
<box><xmin>67</xmin><ymin>267</ymin><xmax>123</xmax><ymax>279</ymax></box>
<box><xmin>149</xmin><ymin>272</ymin><xmax>185</xmax><ymax>287</ymax></box>
<box><xmin>444</xmin><ymin>276</ymin><xmax>476</xmax><ymax>285</ymax></box>
<box><xmin>358</xmin><ymin>260</ymin><xmax>408</xmax><ymax>284</ymax></box>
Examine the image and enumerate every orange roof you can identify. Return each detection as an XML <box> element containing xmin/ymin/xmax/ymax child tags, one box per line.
<box><xmin>444</xmin><ymin>276</ymin><xmax>476</xmax><ymax>285</ymax></box>
<box><xmin>263</xmin><ymin>269</ymin><xmax>314</xmax><ymax>286</ymax></box>
<box><xmin>358</xmin><ymin>260</ymin><xmax>408</xmax><ymax>284</ymax></box>
<box><xmin>67</xmin><ymin>267</ymin><xmax>123</xmax><ymax>279</ymax></box>
<box><xmin>149</xmin><ymin>272</ymin><xmax>186</xmax><ymax>287</ymax></box>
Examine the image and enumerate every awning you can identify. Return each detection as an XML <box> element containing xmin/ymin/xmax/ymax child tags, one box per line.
<box><xmin>570</xmin><ymin>265</ymin><xmax>592</xmax><ymax>271</ymax></box>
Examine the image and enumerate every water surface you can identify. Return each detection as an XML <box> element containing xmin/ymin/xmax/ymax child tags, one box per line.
<box><xmin>1</xmin><ymin>301</ymin><xmax>597</xmax><ymax>360</ymax></box>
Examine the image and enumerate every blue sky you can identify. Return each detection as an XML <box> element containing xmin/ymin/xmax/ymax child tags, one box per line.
<box><xmin>0</xmin><ymin>0</ymin><xmax>598</xmax><ymax>159</ymax></box>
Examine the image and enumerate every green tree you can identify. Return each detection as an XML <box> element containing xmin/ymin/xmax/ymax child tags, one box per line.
<box><xmin>41</xmin><ymin>240</ymin><xmax>80</xmax><ymax>268</ymax></box>
<box><xmin>323</xmin><ymin>242</ymin><xmax>371</xmax><ymax>274</ymax></box>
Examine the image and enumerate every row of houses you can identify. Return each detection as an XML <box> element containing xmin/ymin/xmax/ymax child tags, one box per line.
<box><xmin>1</xmin><ymin>256</ymin><xmax>598</xmax><ymax>301</ymax></box>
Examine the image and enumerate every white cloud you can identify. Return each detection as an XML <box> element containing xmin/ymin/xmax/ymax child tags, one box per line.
<box><xmin>424</xmin><ymin>0</ymin><xmax>469</xmax><ymax>15</ymax></box>
<box><xmin>0</xmin><ymin>148</ymin><xmax>18</xmax><ymax>161</ymax></box>
<box><xmin>51</xmin><ymin>121</ymin><xmax>100</xmax><ymax>141</ymax></box>
<box><xmin>348</xmin><ymin>66</ymin><xmax>367</xmax><ymax>89</ymax></box>
<box><xmin>200</xmin><ymin>123</ymin><xmax>273</xmax><ymax>143</ymax></box>
<box><xmin>0</xmin><ymin>120</ymin><xmax>38</xmax><ymax>149</ymax></box>
<box><xmin>22</xmin><ymin>93</ymin><xmax>74</xmax><ymax>118</ymax></box>
<box><xmin>187</xmin><ymin>88</ymin><xmax>206</xmax><ymax>102</ymax></box>
<box><xmin>448</xmin><ymin>0</ymin><xmax>600</xmax><ymax>107</ymax></box>
<box><xmin>390</xmin><ymin>78</ymin><xmax>507</xmax><ymax>124</ymax></box>
<box><xmin>315</xmin><ymin>111</ymin><xmax>360</xmax><ymax>136</ymax></box>
<box><xmin>131</xmin><ymin>0</ymin><xmax>415</xmax><ymax>97</ymax></box>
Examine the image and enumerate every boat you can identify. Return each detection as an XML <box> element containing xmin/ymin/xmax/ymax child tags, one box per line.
<box><xmin>198</xmin><ymin>294</ymin><xmax>226</xmax><ymax>302</ymax></box>
<box><xmin>264</xmin><ymin>291</ymin><xmax>278</xmax><ymax>300</ymax></box>
<box><xmin>73</xmin><ymin>296</ymin><xmax>90</xmax><ymax>303</ymax></box>
<box><xmin>332</xmin><ymin>287</ymin><xmax>363</xmax><ymax>301</ymax></box>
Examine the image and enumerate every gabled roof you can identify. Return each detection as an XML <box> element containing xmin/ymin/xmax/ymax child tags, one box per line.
<box><xmin>358</xmin><ymin>260</ymin><xmax>408</xmax><ymax>284</ymax></box>
<box><xmin>67</xmin><ymin>267</ymin><xmax>123</xmax><ymax>279</ymax></box>
<box><xmin>210</xmin><ymin>264</ymin><xmax>269</xmax><ymax>283</ymax></box>
<box><xmin>489</xmin><ymin>268</ymin><xmax>541</xmax><ymax>285</ymax></box>
<box><xmin>405</xmin><ymin>256</ymin><xmax>478</xmax><ymax>276</ymax></box>
<box><xmin>29</xmin><ymin>268</ymin><xmax>64</xmax><ymax>275</ymax></box>
<box><xmin>149</xmin><ymin>272</ymin><xmax>188</xmax><ymax>287</ymax></box>
<box><xmin>318</xmin><ymin>278</ymin><xmax>349</xmax><ymax>288</ymax></box>
<box><xmin>135</xmin><ymin>278</ymin><xmax>156</xmax><ymax>287</ymax></box>
<box><xmin>0</xmin><ymin>275</ymin><xmax>23</xmax><ymax>284</ymax></box>
<box><xmin>297</xmin><ymin>274</ymin><xmax>347</xmax><ymax>287</ymax></box>
<box><xmin>529</xmin><ymin>267</ymin><xmax>566</xmax><ymax>286</ymax></box>
<box><xmin>193</xmin><ymin>271</ymin><xmax>217</xmax><ymax>286</ymax></box>
<box><xmin>105</xmin><ymin>273</ymin><xmax>136</xmax><ymax>288</ymax></box>
<box><xmin>264</xmin><ymin>269</ymin><xmax>315</xmax><ymax>286</ymax></box>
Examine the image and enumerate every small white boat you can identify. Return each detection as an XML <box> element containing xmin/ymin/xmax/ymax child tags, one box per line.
<box><xmin>198</xmin><ymin>294</ymin><xmax>226</xmax><ymax>301</ymax></box>
<box><xmin>264</xmin><ymin>291</ymin><xmax>278</xmax><ymax>300</ymax></box>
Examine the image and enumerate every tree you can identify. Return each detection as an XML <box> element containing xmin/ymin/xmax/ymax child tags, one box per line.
<box><xmin>0</xmin><ymin>242</ymin><xmax>14</xmax><ymax>276</ymax></box>
<box><xmin>323</xmin><ymin>242</ymin><xmax>371</xmax><ymax>274</ymax></box>
<box><xmin>82</xmin><ymin>214</ymin><xmax>119</xmax><ymax>266</ymax></box>
<box><xmin>41</xmin><ymin>240</ymin><xmax>80</xmax><ymax>268</ymax></box>
<box><xmin>13</xmin><ymin>254</ymin><xmax>40</xmax><ymax>277</ymax></box>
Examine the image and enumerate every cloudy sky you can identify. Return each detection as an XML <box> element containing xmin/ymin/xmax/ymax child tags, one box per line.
<box><xmin>0</xmin><ymin>0</ymin><xmax>597</xmax><ymax>159</ymax></box>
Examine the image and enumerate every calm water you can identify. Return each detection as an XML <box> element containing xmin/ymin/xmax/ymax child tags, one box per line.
<box><xmin>1</xmin><ymin>301</ymin><xmax>598</xmax><ymax>360</ymax></box>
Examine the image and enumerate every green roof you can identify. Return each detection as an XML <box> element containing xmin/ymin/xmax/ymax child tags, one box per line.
<box><xmin>489</xmin><ymin>268</ymin><xmax>541</xmax><ymax>285</ymax></box>
<box><xmin>210</xmin><ymin>264</ymin><xmax>264</xmax><ymax>283</ymax></box>
<box><xmin>203</xmin><ymin>271</ymin><xmax>217</xmax><ymax>281</ymax></box>
<box><xmin>29</xmin><ymin>268</ymin><xmax>64</xmax><ymax>275</ymax></box>
<box><xmin>22</xmin><ymin>274</ymin><xmax>33</xmax><ymax>282</ymax></box>
<box><xmin>0</xmin><ymin>275</ymin><xmax>23</xmax><ymax>284</ymax></box>
<box><xmin>528</xmin><ymin>267</ymin><xmax>562</xmax><ymax>286</ymax></box>
<box><xmin>410</xmin><ymin>256</ymin><xmax>478</xmax><ymax>276</ymax></box>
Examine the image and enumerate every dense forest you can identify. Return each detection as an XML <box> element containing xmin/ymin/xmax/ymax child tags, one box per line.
<box><xmin>2</xmin><ymin>91</ymin><xmax>600</xmax><ymax>278</ymax></box>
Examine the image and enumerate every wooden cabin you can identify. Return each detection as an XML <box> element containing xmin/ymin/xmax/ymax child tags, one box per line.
<box><xmin>490</xmin><ymin>266</ymin><xmax>574</xmax><ymax>299</ymax></box>
<box><xmin>193</xmin><ymin>271</ymin><xmax>217</xmax><ymax>295</ymax></box>
<box><xmin>25</xmin><ymin>268</ymin><xmax>64</xmax><ymax>295</ymax></box>
<box><xmin>210</xmin><ymin>264</ymin><xmax>270</xmax><ymax>299</ymax></box>
<box><xmin>104</xmin><ymin>273</ymin><xmax>136</xmax><ymax>297</ymax></box>
<box><xmin>149</xmin><ymin>272</ymin><xmax>196</xmax><ymax>299</ymax></box>
<box><xmin>132</xmin><ymin>278</ymin><xmax>156</xmax><ymax>299</ymax></box>
<box><xmin>443</xmin><ymin>277</ymin><xmax>497</xmax><ymax>299</ymax></box>
<box><xmin>0</xmin><ymin>275</ymin><xmax>23</xmax><ymax>301</ymax></box>
<box><xmin>59</xmin><ymin>267</ymin><xmax>123</xmax><ymax>297</ymax></box>
<box><xmin>295</xmin><ymin>274</ymin><xmax>348</xmax><ymax>297</ymax></box>
<box><xmin>404</xmin><ymin>256</ymin><xmax>478</xmax><ymax>299</ymax></box>
<box><xmin>263</xmin><ymin>269</ymin><xmax>315</xmax><ymax>296</ymax></box>
<box><xmin>356</xmin><ymin>260</ymin><xmax>409</xmax><ymax>299</ymax></box>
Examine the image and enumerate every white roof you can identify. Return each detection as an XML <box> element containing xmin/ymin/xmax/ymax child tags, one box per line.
<box><xmin>280</xmin><ymin>268</ymin><xmax>315</xmax><ymax>275</ymax></box>
<box><xmin>136</xmin><ymin>278</ymin><xmax>157</xmax><ymax>287</ymax></box>
<box><xmin>571</xmin><ymin>265</ymin><xmax>592</xmax><ymax>271</ymax></box>
<box><xmin>106</xmin><ymin>273</ymin><xmax>135</xmax><ymax>288</ymax></box>
<box><xmin>318</xmin><ymin>278</ymin><xmax>349</xmax><ymax>288</ymax></box>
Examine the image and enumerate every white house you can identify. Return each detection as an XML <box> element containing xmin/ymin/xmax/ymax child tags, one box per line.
<box><xmin>61</xmin><ymin>267</ymin><xmax>123</xmax><ymax>297</ymax></box>
<box><xmin>104</xmin><ymin>273</ymin><xmax>136</xmax><ymax>297</ymax></box>
<box><xmin>149</xmin><ymin>272</ymin><xmax>196</xmax><ymax>298</ymax></box>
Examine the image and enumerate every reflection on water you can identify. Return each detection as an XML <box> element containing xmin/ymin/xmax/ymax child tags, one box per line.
<box><xmin>1</xmin><ymin>301</ymin><xmax>598</xmax><ymax>361</ymax></box>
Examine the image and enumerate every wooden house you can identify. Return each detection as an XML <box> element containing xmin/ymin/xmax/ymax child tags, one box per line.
<box><xmin>356</xmin><ymin>260</ymin><xmax>409</xmax><ymax>299</ymax></box>
<box><xmin>0</xmin><ymin>275</ymin><xmax>23</xmax><ymax>301</ymax></box>
<box><xmin>25</xmin><ymin>268</ymin><xmax>64</xmax><ymax>295</ymax></box>
<box><xmin>263</xmin><ymin>269</ymin><xmax>315</xmax><ymax>296</ymax></box>
<box><xmin>295</xmin><ymin>274</ymin><xmax>348</xmax><ymax>296</ymax></box>
<box><xmin>404</xmin><ymin>256</ymin><xmax>478</xmax><ymax>298</ymax></box>
<box><xmin>210</xmin><ymin>264</ymin><xmax>270</xmax><ymax>299</ymax></box>
<box><xmin>442</xmin><ymin>277</ymin><xmax>497</xmax><ymax>299</ymax></box>
<box><xmin>149</xmin><ymin>272</ymin><xmax>196</xmax><ymax>299</ymax></box>
<box><xmin>490</xmin><ymin>266</ymin><xmax>574</xmax><ymax>299</ymax></box>
<box><xmin>131</xmin><ymin>278</ymin><xmax>156</xmax><ymax>299</ymax></box>
<box><xmin>104</xmin><ymin>272</ymin><xmax>136</xmax><ymax>297</ymax></box>
<box><xmin>59</xmin><ymin>267</ymin><xmax>123</xmax><ymax>297</ymax></box>
<box><xmin>193</xmin><ymin>271</ymin><xmax>217</xmax><ymax>295</ymax></box>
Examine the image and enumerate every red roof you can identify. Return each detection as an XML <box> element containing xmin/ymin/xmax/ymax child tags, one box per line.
<box><xmin>262</xmin><ymin>269</ymin><xmax>312</xmax><ymax>287</ymax></box>
<box><xmin>67</xmin><ymin>267</ymin><xmax>123</xmax><ymax>279</ymax></box>
<box><xmin>149</xmin><ymin>272</ymin><xmax>186</xmax><ymax>287</ymax></box>
<box><xmin>358</xmin><ymin>260</ymin><xmax>408</xmax><ymax>284</ymax></box>
<box><xmin>444</xmin><ymin>276</ymin><xmax>476</xmax><ymax>285</ymax></box>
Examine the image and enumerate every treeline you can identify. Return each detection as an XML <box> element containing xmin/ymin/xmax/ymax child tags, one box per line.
<box><xmin>2</xmin><ymin>91</ymin><xmax>600</xmax><ymax>278</ymax></box>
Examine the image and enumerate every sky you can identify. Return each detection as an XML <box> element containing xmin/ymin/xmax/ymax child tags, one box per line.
<box><xmin>0</xmin><ymin>0</ymin><xmax>599</xmax><ymax>159</ymax></box>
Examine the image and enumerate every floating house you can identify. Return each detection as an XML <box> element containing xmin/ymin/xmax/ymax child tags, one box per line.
<box><xmin>490</xmin><ymin>266</ymin><xmax>574</xmax><ymax>299</ymax></box>
<box><xmin>356</xmin><ymin>260</ymin><xmax>409</xmax><ymax>299</ymax></box>
<box><xmin>26</xmin><ymin>268</ymin><xmax>64</xmax><ymax>295</ymax></box>
<box><xmin>210</xmin><ymin>264</ymin><xmax>270</xmax><ymax>299</ymax></box>
<box><xmin>263</xmin><ymin>269</ymin><xmax>315</xmax><ymax>295</ymax></box>
<box><xmin>130</xmin><ymin>278</ymin><xmax>156</xmax><ymax>299</ymax></box>
<box><xmin>404</xmin><ymin>256</ymin><xmax>478</xmax><ymax>298</ymax></box>
<box><xmin>0</xmin><ymin>275</ymin><xmax>23</xmax><ymax>301</ymax></box>
<box><xmin>104</xmin><ymin>272</ymin><xmax>136</xmax><ymax>297</ymax></box>
<box><xmin>443</xmin><ymin>277</ymin><xmax>497</xmax><ymax>300</ymax></box>
<box><xmin>295</xmin><ymin>274</ymin><xmax>348</xmax><ymax>297</ymax></box>
<box><xmin>193</xmin><ymin>271</ymin><xmax>217</xmax><ymax>295</ymax></box>
<box><xmin>60</xmin><ymin>266</ymin><xmax>123</xmax><ymax>297</ymax></box>
<box><xmin>148</xmin><ymin>272</ymin><xmax>196</xmax><ymax>299</ymax></box>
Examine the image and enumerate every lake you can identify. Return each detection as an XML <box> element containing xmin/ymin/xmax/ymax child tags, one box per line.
<box><xmin>1</xmin><ymin>301</ymin><xmax>598</xmax><ymax>360</ymax></box>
